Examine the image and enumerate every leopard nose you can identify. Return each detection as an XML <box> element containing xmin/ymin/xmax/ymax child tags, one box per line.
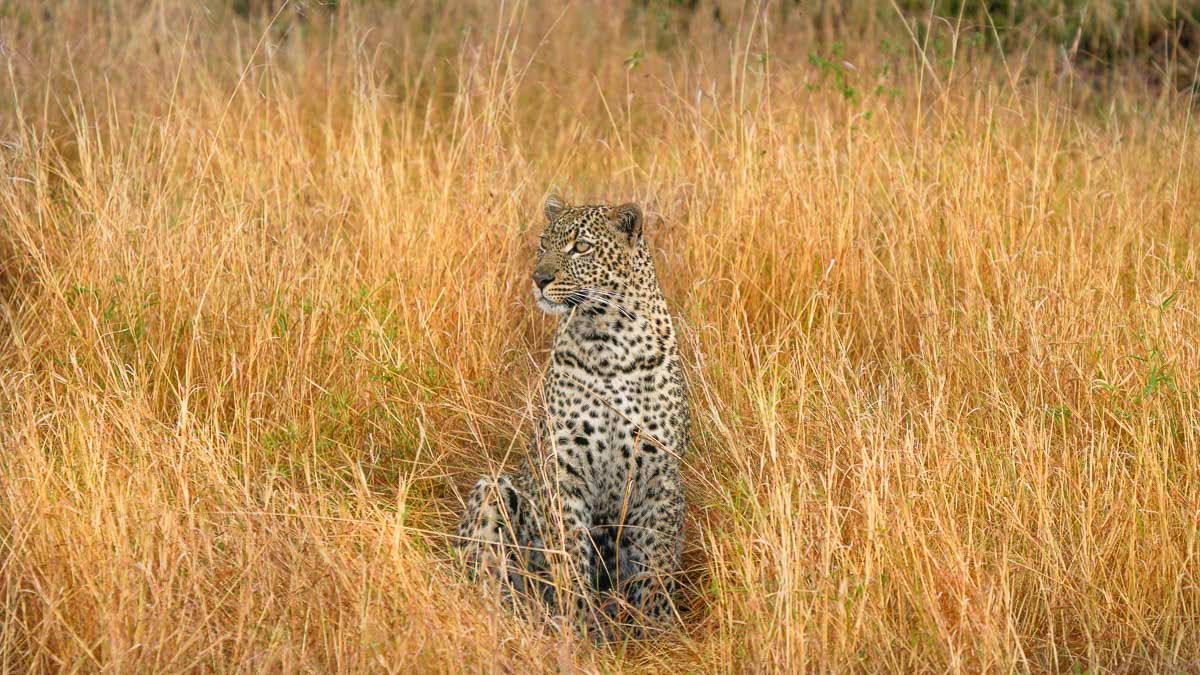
<box><xmin>533</xmin><ymin>270</ymin><xmax>555</xmax><ymax>290</ymax></box>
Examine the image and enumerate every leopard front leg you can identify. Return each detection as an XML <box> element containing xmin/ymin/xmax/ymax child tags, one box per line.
<box><xmin>617</xmin><ymin>479</ymin><xmax>684</xmax><ymax>633</ymax></box>
<box><xmin>540</xmin><ymin>467</ymin><xmax>600</xmax><ymax>629</ymax></box>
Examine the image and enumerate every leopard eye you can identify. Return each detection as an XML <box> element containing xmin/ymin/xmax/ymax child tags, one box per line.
<box><xmin>572</xmin><ymin>241</ymin><xmax>592</xmax><ymax>255</ymax></box>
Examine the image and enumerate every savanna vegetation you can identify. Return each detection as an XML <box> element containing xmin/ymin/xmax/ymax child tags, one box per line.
<box><xmin>1</xmin><ymin>0</ymin><xmax>1198</xmax><ymax>671</ymax></box>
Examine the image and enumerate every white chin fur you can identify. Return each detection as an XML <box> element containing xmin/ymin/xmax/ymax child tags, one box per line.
<box><xmin>535</xmin><ymin>295</ymin><xmax>570</xmax><ymax>315</ymax></box>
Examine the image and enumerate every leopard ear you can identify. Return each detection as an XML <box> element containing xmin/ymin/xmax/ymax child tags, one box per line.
<box><xmin>608</xmin><ymin>202</ymin><xmax>643</xmax><ymax>243</ymax></box>
<box><xmin>544</xmin><ymin>193</ymin><xmax>566</xmax><ymax>221</ymax></box>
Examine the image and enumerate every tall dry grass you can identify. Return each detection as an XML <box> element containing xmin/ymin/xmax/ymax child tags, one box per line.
<box><xmin>1</xmin><ymin>1</ymin><xmax>1198</xmax><ymax>671</ymax></box>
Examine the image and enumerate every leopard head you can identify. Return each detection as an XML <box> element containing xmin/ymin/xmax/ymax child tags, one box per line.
<box><xmin>530</xmin><ymin>193</ymin><xmax>645</xmax><ymax>316</ymax></box>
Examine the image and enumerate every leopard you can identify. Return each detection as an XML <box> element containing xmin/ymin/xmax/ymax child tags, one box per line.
<box><xmin>455</xmin><ymin>193</ymin><xmax>689</xmax><ymax>638</ymax></box>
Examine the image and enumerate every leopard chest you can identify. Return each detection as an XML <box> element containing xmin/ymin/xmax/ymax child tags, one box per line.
<box><xmin>543</xmin><ymin>345</ymin><xmax>679</xmax><ymax>504</ymax></box>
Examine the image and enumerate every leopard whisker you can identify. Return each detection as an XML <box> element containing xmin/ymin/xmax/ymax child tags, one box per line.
<box><xmin>575</xmin><ymin>288</ymin><xmax>638</xmax><ymax>319</ymax></box>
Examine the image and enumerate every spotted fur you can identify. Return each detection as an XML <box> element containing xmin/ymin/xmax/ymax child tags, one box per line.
<box><xmin>455</xmin><ymin>194</ymin><xmax>689</xmax><ymax>637</ymax></box>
